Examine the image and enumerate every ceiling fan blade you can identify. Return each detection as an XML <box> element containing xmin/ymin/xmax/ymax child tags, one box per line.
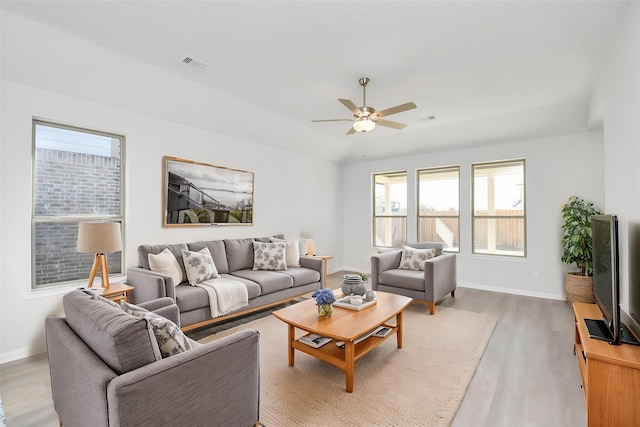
<box><xmin>375</xmin><ymin>102</ymin><xmax>417</xmax><ymax>118</ymax></box>
<box><xmin>346</xmin><ymin>127</ymin><xmax>356</xmax><ymax>135</ymax></box>
<box><xmin>374</xmin><ymin>119</ymin><xmax>408</xmax><ymax>130</ymax></box>
<box><xmin>311</xmin><ymin>119</ymin><xmax>354</xmax><ymax>122</ymax></box>
<box><xmin>338</xmin><ymin>99</ymin><xmax>363</xmax><ymax>116</ymax></box>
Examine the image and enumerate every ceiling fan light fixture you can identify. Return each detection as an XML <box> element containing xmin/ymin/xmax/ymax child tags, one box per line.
<box><xmin>353</xmin><ymin>117</ymin><xmax>375</xmax><ymax>132</ymax></box>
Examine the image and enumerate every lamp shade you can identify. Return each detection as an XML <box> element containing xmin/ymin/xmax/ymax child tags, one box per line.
<box><xmin>77</xmin><ymin>222</ymin><xmax>122</xmax><ymax>254</ymax></box>
<box><xmin>353</xmin><ymin>117</ymin><xmax>376</xmax><ymax>132</ymax></box>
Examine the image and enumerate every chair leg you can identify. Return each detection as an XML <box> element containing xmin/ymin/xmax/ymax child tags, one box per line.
<box><xmin>451</xmin><ymin>289</ymin><xmax>455</xmax><ymax>298</ymax></box>
<box><xmin>429</xmin><ymin>302</ymin><xmax>435</xmax><ymax>315</ymax></box>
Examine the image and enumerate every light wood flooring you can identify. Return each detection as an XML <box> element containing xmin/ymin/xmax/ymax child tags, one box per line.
<box><xmin>0</xmin><ymin>272</ymin><xmax>586</xmax><ymax>426</ymax></box>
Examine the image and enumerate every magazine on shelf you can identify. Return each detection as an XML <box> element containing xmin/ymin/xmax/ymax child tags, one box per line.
<box><xmin>299</xmin><ymin>334</ymin><xmax>332</xmax><ymax>348</ymax></box>
<box><xmin>372</xmin><ymin>326</ymin><xmax>392</xmax><ymax>337</ymax></box>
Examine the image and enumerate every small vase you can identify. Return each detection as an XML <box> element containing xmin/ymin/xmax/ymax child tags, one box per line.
<box><xmin>341</xmin><ymin>281</ymin><xmax>367</xmax><ymax>296</ymax></box>
<box><xmin>318</xmin><ymin>303</ymin><xmax>333</xmax><ymax>318</ymax></box>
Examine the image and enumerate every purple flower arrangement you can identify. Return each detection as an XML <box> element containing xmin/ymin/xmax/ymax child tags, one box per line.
<box><xmin>312</xmin><ymin>288</ymin><xmax>336</xmax><ymax>305</ymax></box>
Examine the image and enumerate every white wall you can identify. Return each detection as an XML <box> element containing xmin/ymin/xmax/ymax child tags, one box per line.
<box><xmin>595</xmin><ymin>2</ymin><xmax>640</xmax><ymax>314</ymax></box>
<box><xmin>341</xmin><ymin>132</ymin><xmax>604</xmax><ymax>299</ymax></box>
<box><xmin>0</xmin><ymin>80</ymin><xmax>342</xmax><ymax>363</ymax></box>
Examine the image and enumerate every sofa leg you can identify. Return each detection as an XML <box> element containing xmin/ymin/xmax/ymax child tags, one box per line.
<box><xmin>451</xmin><ymin>289</ymin><xmax>455</xmax><ymax>298</ymax></box>
<box><xmin>429</xmin><ymin>302</ymin><xmax>435</xmax><ymax>315</ymax></box>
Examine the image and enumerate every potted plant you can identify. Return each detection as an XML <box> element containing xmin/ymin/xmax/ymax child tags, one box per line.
<box><xmin>561</xmin><ymin>196</ymin><xmax>602</xmax><ymax>304</ymax></box>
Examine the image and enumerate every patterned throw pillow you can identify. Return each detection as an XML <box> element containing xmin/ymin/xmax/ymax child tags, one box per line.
<box><xmin>399</xmin><ymin>246</ymin><xmax>436</xmax><ymax>271</ymax></box>
<box><xmin>120</xmin><ymin>300</ymin><xmax>150</xmax><ymax>316</ymax></box>
<box><xmin>253</xmin><ymin>241</ymin><xmax>287</xmax><ymax>271</ymax></box>
<box><xmin>270</xmin><ymin>237</ymin><xmax>300</xmax><ymax>268</ymax></box>
<box><xmin>181</xmin><ymin>247</ymin><xmax>220</xmax><ymax>285</ymax></box>
<box><xmin>92</xmin><ymin>294</ymin><xmax>122</xmax><ymax>308</ymax></box>
<box><xmin>148</xmin><ymin>248</ymin><xmax>184</xmax><ymax>286</ymax></box>
<box><xmin>121</xmin><ymin>301</ymin><xmax>191</xmax><ymax>358</ymax></box>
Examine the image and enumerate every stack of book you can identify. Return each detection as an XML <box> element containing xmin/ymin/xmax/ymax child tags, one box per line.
<box><xmin>299</xmin><ymin>334</ymin><xmax>332</xmax><ymax>348</ymax></box>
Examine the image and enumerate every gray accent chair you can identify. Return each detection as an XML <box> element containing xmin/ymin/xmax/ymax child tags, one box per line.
<box><xmin>45</xmin><ymin>290</ymin><xmax>260</xmax><ymax>427</ymax></box>
<box><xmin>371</xmin><ymin>242</ymin><xmax>457</xmax><ymax>314</ymax></box>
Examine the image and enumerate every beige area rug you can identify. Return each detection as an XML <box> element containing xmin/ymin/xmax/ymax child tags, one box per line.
<box><xmin>199</xmin><ymin>304</ymin><xmax>497</xmax><ymax>427</ymax></box>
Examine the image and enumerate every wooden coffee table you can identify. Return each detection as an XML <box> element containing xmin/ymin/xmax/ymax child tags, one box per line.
<box><xmin>272</xmin><ymin>291</ymin><xmax>412</xmax><ymax>392</ymax></box>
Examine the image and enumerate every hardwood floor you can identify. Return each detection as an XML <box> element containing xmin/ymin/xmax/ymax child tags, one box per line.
<box><xmin>0</xmin><ymin>272</ymin><xmax>586</xmax><ymax>426</ymax></box>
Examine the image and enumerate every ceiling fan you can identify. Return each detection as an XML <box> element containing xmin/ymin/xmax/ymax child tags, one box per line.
<box><xmin>312</xmin><ymin>77</ymin><xmax>417</xmax><ymax>135</ymax></box>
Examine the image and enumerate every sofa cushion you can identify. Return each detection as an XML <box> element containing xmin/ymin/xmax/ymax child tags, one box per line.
<box><xmin>63</xmin><ymin>291</ymin><xmax>158</xmax><ymax>375</ymax></box>
<box><xmin>148</xmin><ymin>248</ymin><xmax>184</xmax><ymax>286</ymax></box>
<box><xmin>399</xmin><ymin>246</ymin><xmax>436</xmax><ymax>271</ymax></box>
<box><xmin>138</xmin><ymin>243</ymin><xmax>188</xmax><ymax>284</ymax></box>
<box><xmin>121</xmin><ymin>301</ymin><xmax>191</xmax><ymax>358</ymax></box>
<box><xmin>252</xmin><ymin>241</ymin><xmax>287</xmax><ymax>271</ymax></box>
<box><xmin>219</xmin><ymin>273</ymin><xmax>261</xmax><ymax>299</ymax></box>
<box><xmin>232</xmin><ymin>269</ymin><xmax>293</xmax><ymax>294</ymax></box>
<box><xmin>224</xmin><ymin>238</ymin><xmax>255</xmax><ymax>272</ymax></box>
<box><xmin>379</xmin><ymin>269</ymin><xmax>426</xmax><ymax>292</ymax></box>
<box><xmin>182</xmin><ymin>247</ymin><xmax>220</xmax><ymax>285</ymax></box>
<box><xmin>254</xmin><ymin>234</ymin><xmax>285</xmax><ymax>242</ymax></box>
<box><xmin>276</xmin><ymin>267</ymin><xmax>320</xmax><ymax>287</ymax></box>
<box><xmin>174</xmin><ymin>284</ymin><xmax>211</xmax><ymax>312</ymax></box>
<box><xmin>187</xmin><ymin>240</ymin><xmax>229</xmax><ymax>274</ymax></box>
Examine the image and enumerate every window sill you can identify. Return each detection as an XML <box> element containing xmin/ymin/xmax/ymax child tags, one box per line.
<box><xmin>25</xmin><ymin>275</ymin><xmax>127</xmax><ymax>300</ymax></box>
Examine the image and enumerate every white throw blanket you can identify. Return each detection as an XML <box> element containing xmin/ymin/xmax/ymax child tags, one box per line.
<box><xmin>196</xmin><ymin>278</ymin><xmax>249</xmax><ymax>318</ymax></box>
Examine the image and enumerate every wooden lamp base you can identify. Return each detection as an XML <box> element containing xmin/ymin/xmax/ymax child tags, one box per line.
<box><xmin>87</xmin><ymin>253</ymin><xmax>111</xmax><ymax>289</ymax></box>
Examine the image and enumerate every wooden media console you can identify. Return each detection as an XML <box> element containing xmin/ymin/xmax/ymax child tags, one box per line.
<box><xmin>573</xmin><ymin>302</ymin><xmax>640</xmax><ymax>426</ymax></box>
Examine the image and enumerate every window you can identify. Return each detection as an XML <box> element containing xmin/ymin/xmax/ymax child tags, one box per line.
<box><xmin>32</xmin><ymin>120</ymin><xmax>125</xmax><ymax>288</ymax></box>
<box><xmin>417</xmin><ymin>166</ymin><xmax>460</xmax><ymax>251</ymax></box>
<box><xmin>472</xmin><ymin>159</ymin><xmax>526</xmax><ymax>257</ymax></box>
<box><xmin>373</xmin><ymin>171</ymin><xmax>407</xmax><ymax>247</ymax></box>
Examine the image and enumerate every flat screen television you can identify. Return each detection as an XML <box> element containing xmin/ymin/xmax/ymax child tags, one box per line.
<box><xmin>587</xmin><ymin>214</ymin><xmax>621</xmax><ymax>344</ymax></box>
<box><xmin>586</xmin><ymin>214</ymin><xmax>639</xmax><ymax>345</ymax></box>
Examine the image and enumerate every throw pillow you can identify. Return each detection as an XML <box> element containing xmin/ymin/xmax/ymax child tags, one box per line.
<box><xmin>182</xmin><ymin>247</ymin><xmax>220</xmax><ymax>285</ymax></box>
<box><xmin>92</xmin><ymin>294</ymin><xmax>122</xmax><ymax>309</ymax></box>
<box><xmin>120</xmin><ymin>300</ymin><xmax>150</xmax><ymax>316</ymax></box>
<box><xmin>121</xmin><ymin>301</ymin><xmax>191</xmax><ymax>358</ymax></box>
<box><xmin>399</xmin><ymin>246</ymin><xmax>436</xmax><ymax>271</ymax></box>
<box><xmin>252</xmin><ymin>241</ymin><xmax>287</xmax><ymax>271</ymax></box>
<box><xmin>148</xmin><ymin>248</ymin><xmax>184</xmax><ymax>286</ymax></box>
<box><xmin>270</xmin><ymin>237</ymin><xmax>300</xmax><ymax>268</ymax></box>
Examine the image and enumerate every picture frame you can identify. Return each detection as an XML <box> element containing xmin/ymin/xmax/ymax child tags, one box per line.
<box><xmin>163</xmin><ymin>156</ymin><xmax>254</xmax><ymax>227</ymax></box>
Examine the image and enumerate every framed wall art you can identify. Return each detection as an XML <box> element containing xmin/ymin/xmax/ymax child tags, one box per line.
<box><xmin>163</xmin><ymin>156</ymin><xmax>254</xmax><ymax>227</ymax></box>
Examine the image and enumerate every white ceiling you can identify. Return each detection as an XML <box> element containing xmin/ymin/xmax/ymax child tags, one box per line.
<box><xmin>0</xmin><ymin>0</ymin><xmax>630</xmax><ymax>163</ymax></box>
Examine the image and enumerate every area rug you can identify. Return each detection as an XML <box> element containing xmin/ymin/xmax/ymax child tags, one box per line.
<box><xmin>199</xmin><ymin>304</ymin><xmax>497</xmax><ymax>427</ymax></box>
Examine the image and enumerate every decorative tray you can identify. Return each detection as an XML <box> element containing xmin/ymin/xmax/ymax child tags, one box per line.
<box><xmin>334</xmin><ymin>297</ymin><xmax>377</xmax><ymax>311</ymax></box>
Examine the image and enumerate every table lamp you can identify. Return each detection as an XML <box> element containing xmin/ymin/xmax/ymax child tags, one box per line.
<box><xmin>305</xmin><ymin>239</ymin><xmax>316</xmax><ymax>256</ymax></box>
<box><xmin>77</xmin><ymin>222</ymin><xmax>122</xmax><ymax>288</ymax></box>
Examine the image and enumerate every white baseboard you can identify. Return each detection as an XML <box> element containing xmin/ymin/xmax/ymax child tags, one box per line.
<box><xmin>458</xmin><ymin>282</ymin><xmax>565</xmax><ymax>301</ymax></box>
<box><xmin>0</xmin><ymin>347</ymin><xmax>35</xmax><ymax>365</ymax></box>
<box><xmin>337</xmin><ymin>264</ymin><xmax>567</xmax><ymax>301</ymax></box>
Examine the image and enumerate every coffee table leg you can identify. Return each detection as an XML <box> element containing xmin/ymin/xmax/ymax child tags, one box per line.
<box><xmin>288</xmin><ymin>324</ymin><xmax>295</xmax><ymax>366</ymax></box>
<box><xmin>396</xmin><ymin>311</ymin><xmax>403</xmax><ymax>349</ymax></box>
<box><xmin>345</xmin><ymin>341</ymin><xmax>355</xmax><ymax>393</ymax></box>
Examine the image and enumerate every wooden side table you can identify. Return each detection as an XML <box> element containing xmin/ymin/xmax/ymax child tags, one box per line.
<box><xmin>311</xmin><ymin>255</ymin><xmax>333</xmax><ymax>288</ymax></box>
<box><xmin>90</xmin><ymin>283</ymin><xmax>134</xmax><ymax>303</ymax></box>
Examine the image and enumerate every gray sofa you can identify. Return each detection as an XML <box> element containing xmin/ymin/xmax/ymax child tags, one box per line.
<box><xmin>45</xmin><ymin>290</ymin><xmax>260</xmax><ymax>427</ymax></box>
<box><xmin>371</xmin><ymin>242</ymin><xmax>457</xmax><ymax>314</ymax></box>
<box><xmin>127</xmin><ymin>237</ymin><xmax>323</xmax><ymax>331</ymax></box>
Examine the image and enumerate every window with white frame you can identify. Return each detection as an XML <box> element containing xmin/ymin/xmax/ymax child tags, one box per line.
<box><xmin>32</xmin><ymin>120</ymin><xmax>125</xmax><ymax>288</ymax></box>
<box><xmin>472</xmin><ymin>159</ymin><xmax>526</xmax><ymax>257</ymax></box>
<box><xmin>373</xmin><ymin>171</ymin><xmax>407</xmax><ymax>247</ymax></box>
<box><xmin>417</xmin><ymin>166</ymin><xmax>460</xmax><ymax>251</ymax></box>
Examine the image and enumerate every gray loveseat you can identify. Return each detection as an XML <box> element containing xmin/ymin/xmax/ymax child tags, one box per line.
<box><xmin>45</xmin><ymin>290</ymin><xmax>260</xmax><ymax>427</ymax></box>
<box><xmin>127</xmin><ymin>237</ymin><xmax>323</xmax><ymax>331</ymax></box>
<box><xmin>371</xmin><ymin>242</ymin><xmax>457</xmax><ymax>314</ymax></box>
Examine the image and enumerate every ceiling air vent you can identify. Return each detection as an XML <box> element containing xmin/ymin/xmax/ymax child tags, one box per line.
<box><xmin>416</xmin><ymin>115</ymin><xmax>436</xmax><ymax>123</ymax></box>
<box><xmin>181</xmin><ymin>56</ymin><xmax>209</xmax><ymax>70</ymax></box>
